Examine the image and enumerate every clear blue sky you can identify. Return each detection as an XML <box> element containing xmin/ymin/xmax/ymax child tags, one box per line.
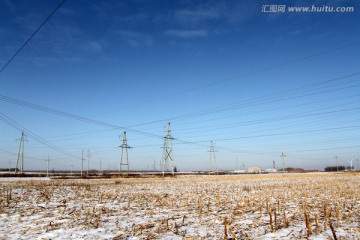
<box><xmin>0</xmin><ymin>0</ymin><xmax>359</xmax><ymax>171</ymax></box>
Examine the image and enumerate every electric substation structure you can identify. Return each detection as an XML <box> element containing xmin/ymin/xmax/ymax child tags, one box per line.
<box><xmin>280</xmin><ymin>152</ymin><xmax>286</xmax><ymax>174</ymax></box>
<box><xmin>15</xmin><ymin>131</ymin><xmax>27</xmax><ymax>174</ymax></box>
<box><xmin>208</xmin><ymin>141</ymin><xmax>217</xmax><ymax>175</ymax></box>
<box><xmin>162</xmin><ymin>122</ymin><xmax>174</xmax><ymax>177</ymax></box>
<box><xmin>119</xmin><ymin>131</ymin><xmax>132</xmax><ymax>175</ymax></box>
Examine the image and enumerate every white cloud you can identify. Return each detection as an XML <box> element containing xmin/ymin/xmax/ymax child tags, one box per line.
<box><xmin>81</xmin><ymin>41</ymin><xmax>103</xmax><ymax>53</ymax></box>
<box><xmin>171</xmin><ymin>0</ymin><xmax>257</xmax><ymax>26</ymax></box>
<box><xmin>115</xmin><ymin>30</ymin><xmax>139</xmax><ymax>39</ymax></box>
<box><xmin>58</xmin><ymin>7</ymin><xmax>78</xmax><ymax>17</ymax></box>
<box><xmin>173</xmin><ymin>8</ymin><xmax>220</xmax><ymax>25</ymax></box>
<box><xmin>114</xmin><ymin>30</ymin><xmax>153</xmax><ymax>47</ymax></box>
<box><xmin>165</xmin><ymin>29</ymin><xmax>208</xmax><ymax>38</ymax></box>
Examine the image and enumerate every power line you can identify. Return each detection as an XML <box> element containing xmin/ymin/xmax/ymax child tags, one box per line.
<box><xmin>0</xmin><ymin>95</ymin><xmax>209</xmax><ymax>150</ymax></box>
<box><xmin>191</xmin><ymin>125</ymin><xmax>360</xmax><ymax>143</ymax></box>
<box><xmin>173</xmin><ymin>94</ymin><xmax>360</xmax><ymax>131</ymax></box>
<box><xmin>175</xmin><ymin>105</ymin><xmax>360</xmax><ymax>136</ymax></box>
<box><xmin>0</xmin><ymin>112</ymin><xmax>79</xmax><ymax>159</ymax></box>
<box><xmin>0</xmin><ymin>0</ymin><xmax>66</xmax><ymax>73</ymax></box>
<box><xmin>100</xmin><ymin>41</ymin><xmax>360</xmax><ymax>114</ymax></box>
<box><xmin>125</xmin><ymin>72</ymin><xmax>360</xmax><ymax>128</ymax></box>
<box><xmin>0</xmin><ymin>94</ymin><xmax>163</xmax><ymax>139</ymax></box>
<box><xmin>0</xmin><ymin>77</ymin><xmax>359</xmax><ymax>156</ymax></box>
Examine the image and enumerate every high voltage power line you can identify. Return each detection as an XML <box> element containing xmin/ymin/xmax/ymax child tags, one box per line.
<box><xmin>1</xmin><ymin>2</ymin><xmax>359</xmax><ymax>166</ymax></box>
<box><xmin>0</xmin><ymin>94</ymin><xmax>164</xmax><ymax>139</ymax></box>
<box><xmin>0</xmin><ymin>0</ymin><xmax>66</xmax><ymax>73</ymax></box>
<box><xmin>124</xmin><ymin>72</ymin><xmax>360</xmax><ymax>128</ymax></box>
<box><xmin>97</xmin><ymin>40</ymin><xmax>360</xmax><ymax>113</ymax></box>
<box><xmin>1</xmin><ymin>1</ymin><xmax>358</xmax><ymax>170</ymax></box>
<box><xmin>0</xmin><ymin>74</ymin><xmax>359</xmax><ymax>158</ymax></box>
<box><xmin>1</xmin><ymin>72</ymin><xmax>359</xmax><ymax>136</ymax></box>
<box><xmin>0</xmin><ymin>112</ymin><xmax>79</xmax><ymax>159</ymax></box>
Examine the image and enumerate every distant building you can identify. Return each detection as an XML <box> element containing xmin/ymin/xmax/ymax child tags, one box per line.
<box><xmin>265</xmin><ymin>168</ymin><xmax>277</xmax><ymax>173</ymax></box>
<box><xmin>248</xmin><ymin>167</ymin><xmax>261</xmax><ymax>174</ymax></box>
<box><xmin>233</xmin><ymin>170</ymin><xmax>246</xmax><ymax>174</ymax></box>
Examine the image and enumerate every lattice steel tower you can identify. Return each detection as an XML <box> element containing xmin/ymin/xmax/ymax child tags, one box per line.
<box><xmin>209</xmin><ymin>141</ymin><xmax>217</xmax><ymax>174</ymax></box>
<box><xmin>15</xmin><ymin>131</ymin><xmax>26</xmax><ymax>174</ymax></box>
<box><xmin>162</xmin><ymin>122</ymin><xmax>174</xmax><ymax>177</ymax></box>
<box><xmin>280</xmin><ymin>152</ymin><xmax>286</xmax><ymax>174</ymax></box>
<box><xmin>120</xmin><ymin>131</ymin><xmax>131</xmax><ymax>174</ymax></box>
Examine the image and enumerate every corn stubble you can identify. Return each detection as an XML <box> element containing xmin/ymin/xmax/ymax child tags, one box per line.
<box><xmin>0</xmin><ymin>173</ymin><xmax>359</xmax><ymax>239</ymax></box>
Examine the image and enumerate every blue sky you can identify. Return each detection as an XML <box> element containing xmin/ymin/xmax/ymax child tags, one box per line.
<box><xmin>0</xmin><ymin>0</ymin><xmax>359</xmax><ymax>171</ymax></box>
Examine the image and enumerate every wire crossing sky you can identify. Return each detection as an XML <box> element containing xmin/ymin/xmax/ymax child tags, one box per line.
<box><xmin>0</xmin><ymin>0</ymin><xmax>359</xmax><ymax>171</ymax></box>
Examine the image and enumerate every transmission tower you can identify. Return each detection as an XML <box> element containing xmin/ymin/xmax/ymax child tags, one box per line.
<box><xmin>15</xmin><ymin>131</ymin><xmax>26</xmax><ymax>174</ymax></box>
<box><xmin>45</xmin><ymin>156</ymin><xmax>50</xmax><ymax>177</ymax></box>
<box><xmin>162</xmin><ymin>122</ymin><xmax>174</xmax><ymax>177</ymax></box>
<box><xmin>87</xmin><ymin>148</ymin><xmax>91</xmax><ymax>175</ymax></box>
<box><xmin>81</xmin><ymin>149</ymin><xmax>85</xmax><ymax>177</ymax></box>
<box><xmin>119</xmin><ymin>131</ymin><xmax>131</xmax><ymax>174</ymax></box>
<box><xmin>209</xmin><ymin>141</ymin><xmax>217</xmax><ymax>175</ymax></box>
<box><xmin>280</xmin><ymin>152</ymin><xmax>286</xmax><ymax>174</ymax></box>
<box><xmin>335</xmin><ymin>155</ymin><xmax>339</xmax><ymax>172</ymax></box>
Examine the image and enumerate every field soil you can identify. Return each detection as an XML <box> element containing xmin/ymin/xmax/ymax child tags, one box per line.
<box><xmin>0</xmin><ymin>172</ymin><xmax>359</xmax><ymax>239</ymax></box>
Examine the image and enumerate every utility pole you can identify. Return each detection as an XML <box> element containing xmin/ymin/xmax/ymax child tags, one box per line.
<box><xmin>273</xmin><ymin>161</ymin><xmax>276</xmax><ymax>170</ymax></box>
<box><xmin>15</xmin><ymin>131</ymin><xmax>26</xmax><ymax>174</ymax></box>
<box><xmin>87</xmin><ymin>149</ymin><xmax>91</xmax><ymax>175</ymax></box>
<box><xmin>45</xmin><ymin>156</ymin><xmax>50</xmax><ymax>177</ymax></box>
<box><xmin>119</xmin><ymin>131</ymin><xmax>131</xmax><ymax>175</ymax></box>
<box><xmin>280</xmin><ymin>153</ymin><xmax>286</xmax><ymax>174</ymax></box>
<box><xmin>335</xmin><ymin>155</ymin><xmax>338</xmax><ymax>172</ymax></box>
<box><xmin>349</xmin><ymin>159</ymin><xmax>353</xmax><ymax>171</ymax></box>
<box><xmin>162</xmin><ymin>122</ymin><xmax>174</xmax><ymax>177</ymax></box>
<box><xmin>209</xmin><ymin>141</ymin><xmax>217</xmax><ymax>175</ymax></box>
<box><xmin>357</xmin><ymin>159</ymin><xmax>359</xmax><ymax>171</ymax></box>
<box><xmin>8</xmin><ymin>159</ymin><xmax>11</xmax><ymax>173</ymax></box>
<box><xmin>100</xmin><ymin>158</ymin><xmax>102</xmax><ymax>174</ymax></box>
<box><xmin>81</xmin><ymin>149</ymin><xmax>84</xmax><ymax>177</ymax></box>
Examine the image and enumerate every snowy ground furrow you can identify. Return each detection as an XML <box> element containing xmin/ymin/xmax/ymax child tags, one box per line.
<box><xmin>0</xmin><ymin>173</ymin><xmax>359</xmax><ymax>239</ymax></box>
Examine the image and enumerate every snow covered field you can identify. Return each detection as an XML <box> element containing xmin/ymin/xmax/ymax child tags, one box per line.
<box><xmin>0</xmin><ymin>173</ymin><xmax>359</xmax><ymax>239</ymax></box>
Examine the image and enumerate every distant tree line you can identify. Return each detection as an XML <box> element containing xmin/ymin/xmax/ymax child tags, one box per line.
<box><xmin>324</xmin><ymin>166</ymin><xmax>353</xmax><ymax>172</ymax></box>
<box><xmin>284</xmin><ymin>167</ymin><xmax>304</xmax><ymax>171</ymax></box>
<box><xmin>278</xmin><ymin>167</ymin><xmax>304</xmax><ymax>172</ymax></box>
<box><xmin>0</xmin><ymin>168</ymin><xmax>19</xmax><ymax>172</ymax></box>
